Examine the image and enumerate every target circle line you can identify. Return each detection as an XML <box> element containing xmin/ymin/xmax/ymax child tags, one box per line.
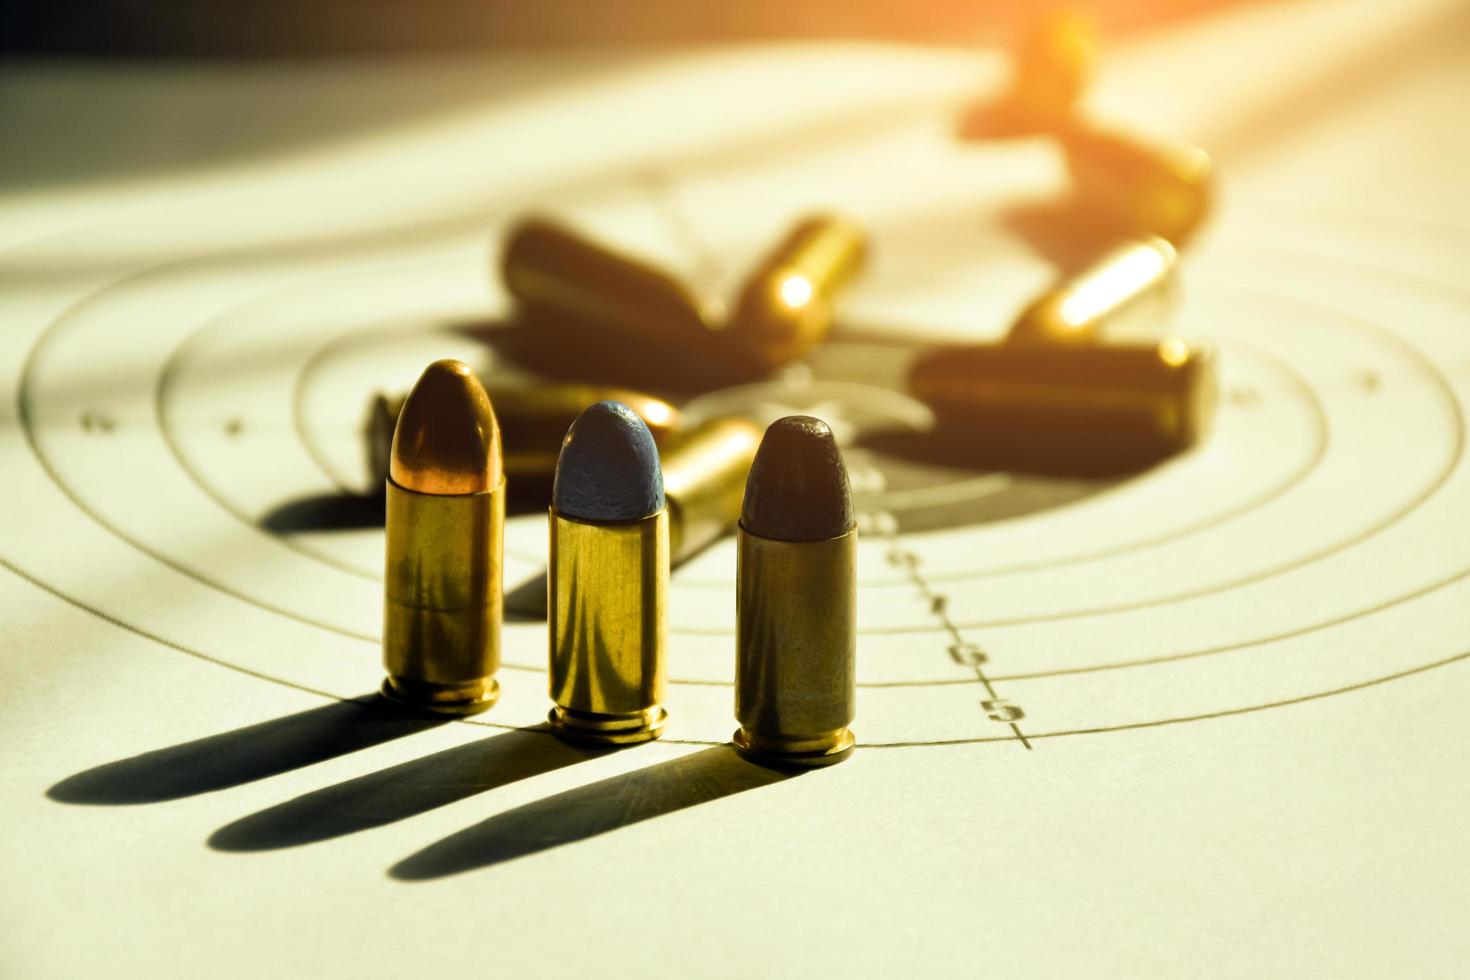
<box><xmin>653</xmin><ymin>559</ymin><xmax>1470</xmax><ymax>687</ymax></box>
<box><xmin>154</xmin><ymin>298</ymin><xmax>403</xmax><ymax>583</ymax></box>
<box><xmin>16</xmin><ymin>262</ymin><xmax>1460</xmax><ymax>655</ymax></box>
<box><xmin>14</xmin><ymin>256</ymin><xmax>385</xmax><ymax>644</ymax></box>
<box><xmin>674</xmin><ymin>286</ymin><xmax>1467</xmax><ymax>635</ymax></box>
<box><xmin>6</xmin><ymin>539</ymin><xmax>1464</xmax><ymax>749</ymax></box>
<box><xmin>671</xmin><ymin>335</ymin><xmax>1328</xmax><ymax>589</ymax></box>
<box><xmin>281</xmin><ymin>328</ymin><xmax>1325</xmax><ymax>589</ymax></box>
<box><xmin>28</xmin><ymin>264</ymin><xmax>1323</xmax><ymax>640</ymax></box>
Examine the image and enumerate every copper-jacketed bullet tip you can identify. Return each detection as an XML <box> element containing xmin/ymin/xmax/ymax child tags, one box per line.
<box><xmin>389</xmin><ymin>359</ymin><xmax>502</xmax><ymax>495</ymax></box>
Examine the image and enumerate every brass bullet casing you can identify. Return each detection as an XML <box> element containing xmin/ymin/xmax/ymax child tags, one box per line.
<box><xmin>735</xmin><ymin>530</ymin><xmax>857</xmax><ymax>767</ymax></box>
<box><xmin>1060</xmin><ymin>123</ymin><xmax>1214</xmax><ymax>246</ymax></box>
<box><xmin>959</xmin><ymin>8</ymin><xmax>1098</xmax><ymax>138</ymax></box>
<box><xmin>367</xmin><ymin>383</ymin><xmax>681</xmax><ymax>491</ymax></box>
<box><xmin>663</xmin><ymin>416</ymin><xmax>761</xmax><ymax>563</ymax></box>
<box><xmin>909</xmin><ymin>338</ymin><xmax>1217</xmax><ymax>466</ymax></box>
<box><xmin>734</xmin><ymin>416</ymin><xmax>857</xmax><ymax>768</ymax></box>
<box><xmin>1009</xmin><ymin>236</ymin><xmax>1178</xmax><ymax>345</ymax></box>
<box><xmin>1011</xmin><ymin>9</ymin><xmax>1097</xmax><ymax>125</ymax></box>
<box><xmin>548</xmin><ymin>511</ymin><xmax>669</xmax><ymax>744</ymax></box>
<box><xmin>502</xmin><ymin>215</ymin><xmax>717</xmax><ymax>349</ymax></box>
<box><xmin>728</xmin><ymin>215</ymin><xmax>870</xmax><ymax>371</ymax></box>
<box><xmin>381</xmin><ymin>360</ymin><xmax>505</xmax><ymax>715</ymax></box>
<box><xmin>546</xmin><ymin>401</ymin><xmax>670</xmax><ymax>745</ymax></box>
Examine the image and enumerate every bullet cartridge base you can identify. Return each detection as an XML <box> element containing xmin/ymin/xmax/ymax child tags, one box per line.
<box><xmin>732</xmin><ymin>727</ymin><xmax>856</xmax><ymax>769</ymax></box>
<box><xmin>548</xmin><ymin>706</ymin><xmax>667</xmax><ymax>746</ymax></box>
<box><xmin>380</xmin><ymin>676</ymin><xmax>500</xmax><ymax>716</ymax></box>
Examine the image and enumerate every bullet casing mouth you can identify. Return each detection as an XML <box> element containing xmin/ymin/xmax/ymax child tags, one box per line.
<box><xmin>735</xmin><ymin>525</ymin><xmax>857</xmax><ymax>767</ymax></box>
<box><xmin>548</xmin><ymin>508</ymin><xmax>669</xmax><ymax>744</ymax></box>
<box><xmin>382</xmin><ymin>477</ymin><xmax>505</xmax><ymax>715</ymax></box>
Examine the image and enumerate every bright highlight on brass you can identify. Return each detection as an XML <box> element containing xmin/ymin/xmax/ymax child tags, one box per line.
<box><xmin>1009</xmin><ymin>236</ymin><xmax>1177</xmax><ymax>345</ymax></box>
<box><xmin>729</xmin><ymin>215</ymin><xmax>869</xmax><ymax>370</ymax></box>
<box><xmin>381</xmin><ymin>359</ymin><xmax>505</xmax><ymax>714</ymax></box>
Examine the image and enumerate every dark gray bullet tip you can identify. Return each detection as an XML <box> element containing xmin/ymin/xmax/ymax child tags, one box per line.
<box><xmin>740</xmin><ymin>415</ymin><xmax>854</xmax><ymax>541</ymax></box>
<box><xmin>553</xmin><ymin>401</ymin><xmax>665</xmax><ymax>523</ymax></box>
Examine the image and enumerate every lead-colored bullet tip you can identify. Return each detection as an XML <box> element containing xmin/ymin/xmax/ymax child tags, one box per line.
<box><xmin>741</xmin><ymin>416</ymin><xmax>853</xmax><ymax>541</ymax></box>
<box><xmin>389</xmin><ymin>359</ymin><xmax>502</xmax><ymax>495</ymax></box>
<box><xmin>553</xmin><ymin>400</ymin><xmax>665</xmax><ymax>522</ymax></box>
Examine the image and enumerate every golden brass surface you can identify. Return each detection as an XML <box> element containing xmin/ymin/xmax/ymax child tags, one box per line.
<box><xmin>389</xmin><ymin>359</ymin><xmax>501</xmax><ymax>495</ymax></box>
<box><xmin>1009</xmin><ymin>237</ymin><xmax>1177</xmax><ymax>345</ymax></box>
<box><xmin>909</xmin><ymin>338</ymin><xmax>1216</xmax><ymax>464</ymax></box>
<box><xmin>1011</xmin><ymin>9</ymin><xmax>1097</xmax><ymax>125</ymax></box>
<box><xmin>1061</xmin><ymin>124</ymin><xmax>1214</xmax><ymax>245</ymax></box>
<box><xmin>734</xmin><ymin>527</ymin><xmax>857</xmax><ymax>768</ymax></box>
<box><xmin>728</xmin><ymin>215</ymin><xmax>869</xmax><ymax>369</ymax></box>
<box><xmin>663</xmin><ymin>416</ymin><xmax>761</xmax><ymax>562</ymax></box>
<box><xmin>502</xmin><ymin>215</ymin><xmax>717</xmax><ymax>348</ymax></box>
<box><xmin>548</xmin><ymin>509</ymin><xmax>669</xmax><ymax>744</ymax></box>
<box><xmin>368</xmin><ymin>384</ymin><xmax>681</xmax><ymax>490</ymax></box>
<box><xmin>382</xmin><ymin>477</ymin><xmax>505</xmax><ymax>714</ymax></box>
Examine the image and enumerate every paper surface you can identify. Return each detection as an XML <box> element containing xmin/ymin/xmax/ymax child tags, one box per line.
<box><xmin>2</xmin><ymin>1</ymin><xmax>1468</xmax><ymax>976</ymax></box>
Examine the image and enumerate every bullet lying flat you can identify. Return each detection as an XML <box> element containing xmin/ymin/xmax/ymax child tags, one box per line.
<box><xmin>380</xmin><ymin>360</ymin><xmax>504</xmax><ymax>716</ymax></box>
<box><xmin>734</xmin><ymin>416</ymin><xmax>857</xmax><ymax>769</ymax></box>
<box><xmin>727</xmin><ymin>215</ymin><xmax>870</xmax><ymax>371</ymax></box>
<box><xmin>1008</xmin><ymin>236</ymin><xmax>1178</xmax><ymax>345</ymax></box>
<box><xmin>502</xmin><ymin>215</ymin><xmax>718</xmax><ymax>351</ymax></box>
<box><xmin>909</xmin><ymin>338</ymin><xmax>1216</xmax><ymax>470</ymax></box>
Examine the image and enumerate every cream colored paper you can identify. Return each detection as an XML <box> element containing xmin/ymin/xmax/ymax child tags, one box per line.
<box><xmin>2</xmin><ymin>1</ymin><xmax>1468</xmax><ymax>975</ymax></box>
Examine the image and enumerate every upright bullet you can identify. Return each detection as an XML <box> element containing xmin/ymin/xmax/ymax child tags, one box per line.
<box><xmin>735</xmin><ymin>416</ymin><xmax>857</xmax><ymax>768</ymax></box>
<box><xmin>728</xmin><ymin>216</ymin><xmax>869</xmax><ymax>371</ymax></box>
<box><xmin>547</xmin><ymin>401</ymin><xmax>669</xmax><ymax>745</ymax></box>
<box><xmin>1009</xmin><ymin>236</ymin><xmax>1177</xmax><ymax>345</ymax></box>
<box><xmin>381</xmin><ymin>360</ymin><xmax>504</xmax><ymax>714</ymax></box>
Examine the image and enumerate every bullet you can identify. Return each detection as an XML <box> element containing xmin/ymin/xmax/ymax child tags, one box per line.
<box><xmin>380</xmin><ymin>360</ymin><xmax>504</xmax><ymax>715</ymax></box>
<box><xmin>547</xmin><ymin>401</ymin><xmax>669</xmax><ymax>745</ymax></box>
<box><xmin>909</xmin><ymin>338</ymin><xmax>1216</xmax><ymax>468</ymax></box>
<box><xmin>504</xmin><ymin>415</ymin><xmax>759</xmax><ymax>621</ymax></box>
<box><xmin>728</xmin><ymin>216</ymin><xmax>869</xmax><ymax>371</ymax></box>
<box><xmin>366</xmin><ymin>383</ymin><xmax>681</xmax><ymax>494</ymax></box>
<box><xmin>959</xmin><ymin>8</ymin><xmax>1098</xmax><ymax>138</ymax></box>
<box><xmin>1060</xmin><ymin>123</ymin><xmax>1214</xmax><ymax>245</ymax></box>
<box><xmin>1008</xmin><ymin>236</ymin><xmax>1177</xmax><ymax>345</ymax></box>
<box><xmin>664</xmin><ymin>416</ymin><xmax>762</xmax><ymax>564</ymax></box>
<box><xmin>735</xmin><ymin>416</ymin><xmax>857</xmax><ymax>768</ymax></box>
<box><xmin>502</xmin><ymin>215</ymin><xmax>718</xmax><ymax>351</ymax></box>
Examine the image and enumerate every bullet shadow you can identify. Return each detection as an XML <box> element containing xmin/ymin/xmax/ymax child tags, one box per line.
<box><xmin>1000</xmin><ymin>195</ymin><xmax>1146</xmax><ymax>276</ymax></box>
<box><xmin>259</xmin><ymin>493</ymin><xmax>386</xmax><ymax>533</ymax></box>
<box><xmin>390</xmin><ymin>745</ymin><xmax>794</xmax><ymax>880</ymax></box>
<box><xmin>48</xmin><ymin>697</ymin><xmax>445</xmax><ymax>805</ymax></box>
<box><xmin>504</xmin><ymin>569</ymin><xmax>550</xmax><ymax>622</ymax></box>
<box><xmin>210</xmin><ymin>727</ymin><xmax>604</xmax><ymax>852</ymax></box>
